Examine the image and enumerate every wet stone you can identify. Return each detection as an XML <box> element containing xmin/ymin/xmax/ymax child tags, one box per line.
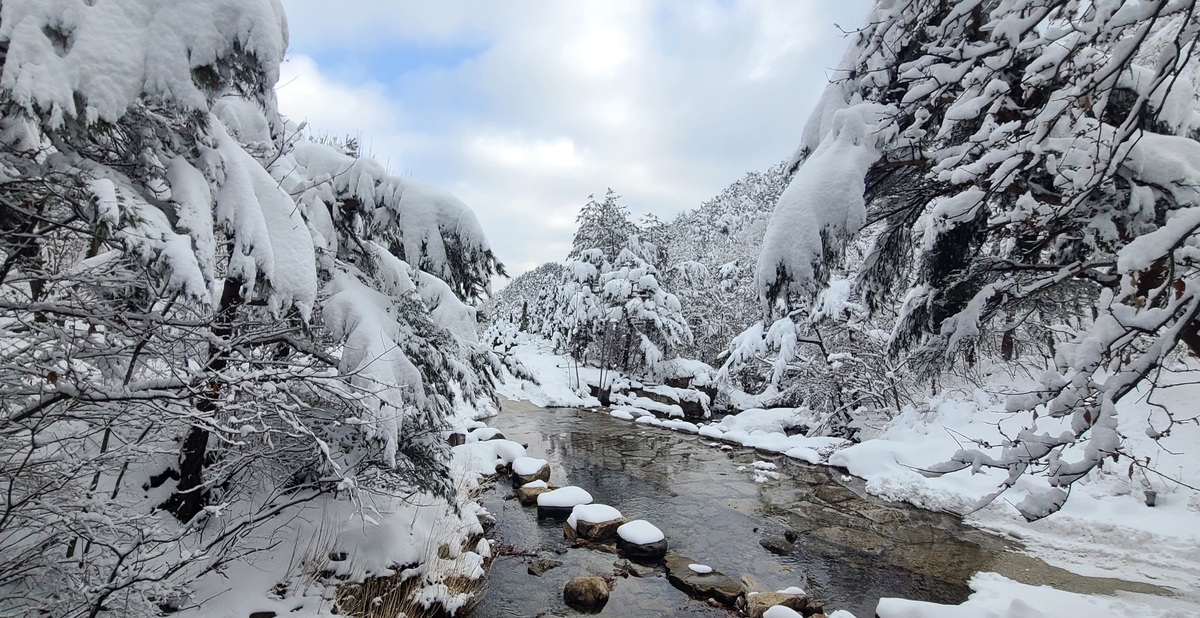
<box><xmin>760</xmin><ymin>534</ymin><xmax>795</xmax><ymax>556</ymax></box>
<box><xmin>516</xmin><ymin>484</ymin><xmax>552</xmax><ymax>506</ymax></box>
<box><xmin>663</xmin><ymin>554</ymin><xmax>744</xmax><ymax>607</ymax></box>
<box><xmin>616</xmin><ymin>536</ymin><xmax>668</xmax><ymax>563</ymax></box>
<box><xmin>745</xmin><ymin>591</ymin><xmax>808</xmax><ymax>618</ymax></box>
<box><xmin>563</xmin><ymin>576</ymin><xmax>609</xmax><ymax>609</ymax></box>
<box><xmin>528</xmin><ymin>558</ymin><xmax>563</xmax><ymax>577</ymax></box>
<box><xmin>814</xmin><ymin>484</ymin><xmax>858</xmax><ymax>504</ymax></box>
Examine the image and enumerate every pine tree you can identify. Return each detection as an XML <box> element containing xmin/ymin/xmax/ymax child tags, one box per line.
<box><xmin>569</xmin><ymin>189</ymin><xmax>637</xmax><ymax>262</ymax></box>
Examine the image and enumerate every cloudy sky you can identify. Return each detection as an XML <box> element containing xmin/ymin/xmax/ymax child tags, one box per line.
<box><xmin>275</xmin><ymin>0</ymin><xmax>872</xmax><ymax>280</ymax></box>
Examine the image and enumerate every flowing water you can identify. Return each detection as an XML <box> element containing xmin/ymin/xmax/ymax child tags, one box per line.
<box><xmin>469</xmin><ymin>400</ymin><xmax>1167</xmax><ymax>617</ymax></box>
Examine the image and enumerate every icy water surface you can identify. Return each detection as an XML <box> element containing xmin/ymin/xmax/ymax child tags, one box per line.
<box><xmin>468</xmin><ymin>400</ymin><xmax>1166</xmax><ymax>617</ymax></box>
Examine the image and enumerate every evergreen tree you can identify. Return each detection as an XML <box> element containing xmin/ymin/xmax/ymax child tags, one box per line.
<box><xmin>569</xmin><ymin>189</ymin><xmax>637</xmax><ymax>262</ymax></box>
<box><xmin>0</xmin><ymin>2</ymin><xmax>502</xmax><ymax>613</ymax></box>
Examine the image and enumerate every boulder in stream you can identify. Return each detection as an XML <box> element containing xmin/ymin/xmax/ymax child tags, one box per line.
<box><xmin>511</xmin><ymin>456</ymin><xmax>550</xmax><ymax>486</ymax></box>
<box><xmin>759</xmin><ymin>534</ymin><xmax>795</xmax><ymax>555</ymax></box>
<box><xmin>663</xmin><ymin>554</ymin><xmax>744</xmax><ymax>607</ymax></box>
<box><xmin>563</xmin><ymin>576</ymin><xmax>609</xmax><ymax>609</ymax></box>
<box><xmin>616</xmin><ymin>519</ymin><xmax>667</xmax><ymax>562</ymax></box>
<box><xmin>746</xmin><ymin>591</ymin><xmax>809</xmax><ymax>618</ymax></box>
<box><xmin>515</xmin><ymin>480</ymin><xmax>552</xmax><ymax>505</ymax></box>
<box><xmin>527</xmin><ymin>557</ymin><xmax>562</xmax><ymax>576</ymax></box>
<box><xmin>536</xmin><ymin>486</ymin><xmax>592</xmax><ymax>519</ymax></box>
<box><xmin>564</xmin><ymin>504</ymin><xmax>626</xmax><ymax>542</ymax></box>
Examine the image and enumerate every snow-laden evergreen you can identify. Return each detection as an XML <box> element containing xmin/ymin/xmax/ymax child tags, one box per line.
<box><xmin>0</xmin><ymin>2</ymin><xmax>501</xmax><ymax>615</ymax></box>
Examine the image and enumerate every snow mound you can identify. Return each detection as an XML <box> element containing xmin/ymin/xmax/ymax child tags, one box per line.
<box><xmin>452</xmin><ymin>440</ymin><xmax>527</xmax><ymax>476</ymax></box>
<box><xmin>617</xmin><ymin>520</ymin><xmax>664</xmax><ymax>545</ymax></box>
<box><xmin>777</xmin><ymin>586</ymin><xmax>806</xmax><ymax>595</ymax></box>
<box><xmin>661</xmin><ymin>420</ymin><xmax>699</xmax><ymax>433</ymax></box>
<box><xmin>566</xmin><ymin>504</ymin><xmax>623</xmax><ymax>529</ymax></box>
<box><xmin>520</xmin><ymin>480</ymin><xmax>548</xmax><ymax>489</ymax></box>
<box><xmin>875</xmin><ymin>572</ymin><xmax>1200</xmax><ymax>618</ymax></box>
<box><xmin>611</xmin><ymin>409</ymin><xmax>635</xmax><ymax>421</ymax></box>
<box><xmin>688</xmin><ymin>563</ymin><xmax>713</xmax><ymax>574</ymax></box>
<box><xmin>763</xmin><ymin>607</ymin><xmax>803</xmax><ymax>618</ymax></box>
<box><xmin>537</xmin><ymin>486</ymin><xmax>593</xmax><ymax>508</ymax></box>
<box><xmin>512</xmin><ymin>456</ymin><xmax>547</xmax><ymax>476</ymax></box>
<box><xmin>719</xmin><ymin>408</ymin><xmax>813</xmax><ymax>434</ymax></box>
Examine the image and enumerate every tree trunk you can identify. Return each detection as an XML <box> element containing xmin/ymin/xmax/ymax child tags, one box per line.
<box><xmin>163</xmin><ymin>277</ymin><xmax>242</xmax><ymax>522</ymax></box>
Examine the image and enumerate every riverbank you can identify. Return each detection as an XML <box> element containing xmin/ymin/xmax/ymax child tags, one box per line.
<box><xmin>490</xmin><ymin>336</ymin><xmax>1200</xmax><ymax>617</ymax></box>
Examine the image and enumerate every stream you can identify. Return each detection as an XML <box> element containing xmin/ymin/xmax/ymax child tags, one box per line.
<box><xmin>469</xmin><ymin>399</ymin><xmax>1166</xmax><ymax>617</ymax></box>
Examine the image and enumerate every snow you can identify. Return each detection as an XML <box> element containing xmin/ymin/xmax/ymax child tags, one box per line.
<box><xmin>872</xmin><ymin>573</ymin><xmax>1200</xmax><ymax>618</ymax></box>
<box><xmin>763</xmin><ymin>607</ymin><xmax>803</xmax><ymax>618</ymax></box>
<box><xmin>537</xmin><ymin>486</ymin><xmax>594</xmax><ymax>508</ymax></box>
<box><xmin>828</xmin><ymin>371</ymin><xmax>1200</xmax><ymax>597</ymax></box>
<box><xmin>777</xmin><ymin>586</ymin><xmax>806</xmax><ymax>595</ymax></box>
<box><xmin>688</xmin><ymin>563</ymin><xmax>713</xmax><ymax>574</ymax></box>
<box><xmin>497</xmin><ymin>342</ymin><xmax>1200</xmax><ymax>613</ymax></box>
<box><xmin>467</xmin><ymin>427</ymin><xmax>503</xmax><ymax>442</ymax></box>
<box><xmin>566</xmin><ymin>504</ymin><xmax>623</xmax><ymax>529</ymax></box>
<box><xmin>617</xmin><ymin>520</ymin><xmax>665</xmax><ymax>545</ymax></box>
<box><xmin>612</xmin><ymin>392</ymin><xmax>685</xmax><ymax>417</ymax></box>
<box><xmin>491</xmin><ymin>336</ymin><xmax>600</xmax><ymax>408</ymax></box>
<box><xmin>756</xmin><ymin>102</ymin><xmax>896</xmax><ymax>301</ymax></box>
<box><xmin>0</xmin><ymin>0</ymin><xmax>287</xmax><ymax>125</ymax></box>
<box><xmin>661</xmin><ymin>419</ymin><xmax>700</xmax><ymax>433</ymax></box>
<box><xmin>611</xmin><ymin>409</ymin><xmax>636</xmax><ymax>420</ymax></box>
<box><xmin>719</xmin><ymin>408</ymin><xmax>814</xmax><ymax>434</ymax></box>
<box><xmin>521</xmin><ymin>480</ymin><xmax>548</xmax><ymax>489</ymax></box>
<box><xmin>452</xmin><ymin>440</ymin><xmax>527</xmax><ymax>477</ymax></box>
<box><xmin>211</xmin><ymin>115</ymin><xmax>317</xmax><ymax>319</ymax></box>
<box><xmin>512</xmin><ymin>456</ymin><xmax>548</xmax><ymax>476</ymax></box>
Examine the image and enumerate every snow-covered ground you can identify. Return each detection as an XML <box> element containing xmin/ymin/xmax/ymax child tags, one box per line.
<box><xmin>494</xmin><ymin>337</ymin><xmax>1200</xmax><ymax>617</ymax></box>
<box><xmin>179</xmin><ymin>407</ymin><xmax>522</xmax><ymax>618</ymax></box>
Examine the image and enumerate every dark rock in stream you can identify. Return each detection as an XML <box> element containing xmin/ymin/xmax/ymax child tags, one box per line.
<box><xmin>759</xmin><ymin>534</ymin><xmax>795</xmax><ymax>555</ymax></box>
<box><xmin>616</xmin><ymin>536</ymin><xmax>668</xmax><ymax>562</ymax></box>
<box><xmin>663</xmin><ymin>554</ymin><xmax>744</xmax><ymax>607</ymax></box>
<box><xmin>527</xmin><ymin>558</ymin><xmax>563</xmax><ymax>576</ymax></box>
<box><xmin>563</xmin><ymin>576</ymin><xmax>610</xmax><ymax>609</ymax></box>
<box><xmin>564</xmin><ymin>517</ymin><xmax>627</xmax><ymax>542</ymax></box>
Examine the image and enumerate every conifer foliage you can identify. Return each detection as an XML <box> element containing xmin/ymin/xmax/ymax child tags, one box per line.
<box><xmin>0</xmin><ymin>1</ymin><xmax>500</xmax><ymax>614</ymax></box>
<box><xmin>757</xmin><ymin>0</ymin><xmax>1200</xmax><ymax>519</ymax></box>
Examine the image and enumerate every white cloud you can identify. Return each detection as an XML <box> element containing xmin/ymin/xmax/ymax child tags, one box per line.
<box><xmin>275</xmin><ymin>0</ymin><xmax>874</xmax><ymax>282</ymax></box>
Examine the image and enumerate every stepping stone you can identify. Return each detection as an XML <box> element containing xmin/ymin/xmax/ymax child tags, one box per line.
<box><xmin>616</xmin><ymin>519</ymin><xmax>668</xmax><ymax>562</ymax></box>
<box><xmin>536</xmin><ymin>486</ymin><xmax>592</xmax><ymax>519</ymax></box>
<box><xmin>663</xmin><ymin>554</ymin><xmax>744</xmax><ymax>607</ymax></box>
<box><xmin>511</xmin><ymin>456</ymin><xmax>550</xmax><ymax>486</ymax></box>
<box><xmin>515</xmin><ymin>479</ymin><xmax>552</xmax><ymax>505</ymax></box>
<box><xmin>563</xmin><ymin>504</ymin><xmax>625</xmax><ymax>542</ymax></box>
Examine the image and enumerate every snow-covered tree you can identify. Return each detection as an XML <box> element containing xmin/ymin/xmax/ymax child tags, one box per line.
<box><xmin>757</xmin><ymin>0</ymin><xmax>1200</xmax><ymax>519</ymax></box>
<box><xmin>665</xmin><ymin>162</ymin><xmax>791</xmax><ymax>363</ymax></box>
<box><xmin>0</xmin><ymin>1</ymin><xmax>502</xmax><ymax>614</ymax></box>
<box><xmin>569</xmin><ymin>189</ymin><xmax>637</xmax><ymax>262</ymax></box>
<box><xmin>595</xmin><ymin>235</ymin><xmax>692</xmax><ymax>377</ymax></box>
